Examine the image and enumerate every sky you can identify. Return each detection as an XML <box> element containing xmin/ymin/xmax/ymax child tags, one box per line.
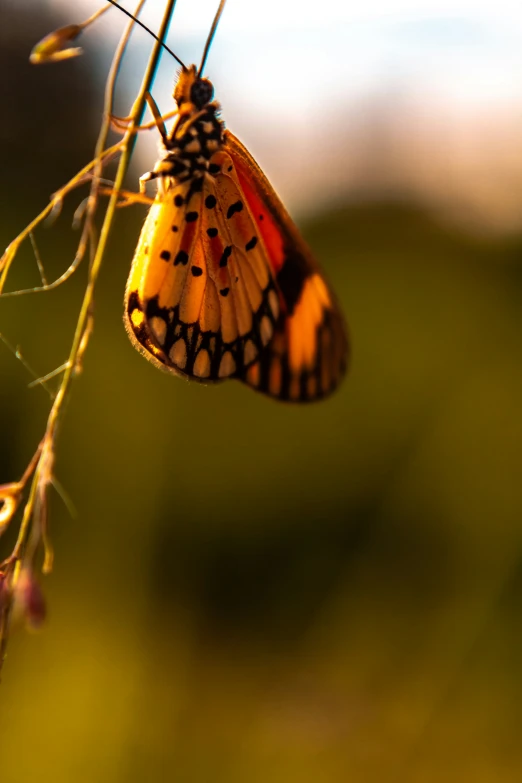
<box><xmin>49</xmin><ymin>0</ymin><xmax>522</xmax><ymax>108</ymax></box>
<box><xmin>43</xmin><ymin>0</ymin><xmax>522</xmax><ymax>230</ymax></box>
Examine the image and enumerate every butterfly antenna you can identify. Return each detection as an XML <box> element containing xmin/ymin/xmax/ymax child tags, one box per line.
<box><xmin>106</xmin><ymin>0</ymin><xmax>187</xmax><ymax>69</ymax></box>
<box><xmin>198</xmin><ymin>0</ymin><xmax>227</xmax><ymax>77</ymax></box>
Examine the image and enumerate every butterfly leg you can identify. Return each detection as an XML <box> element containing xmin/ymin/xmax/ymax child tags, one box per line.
<box><xmin>110</xmin><ymin>93</ymin><xmax>178</xmax><ymax>139</ymax></box>
<box><xmin>143</xmin><ymin>92</ymin><xmax>169</xmax><ymax>144</ymax></box>
<box><xmin>98</xmin><ymin>187</ymin><xmax>154</xmax><ymax>207</ymax></box>
<box><xmin>139</xmin><ymin>169</ymin><xmax>161</xmax><ymax>194</ymax></box>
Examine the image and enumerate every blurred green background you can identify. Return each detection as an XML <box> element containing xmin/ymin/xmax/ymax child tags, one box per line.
<box><xmin>2</xmin><ymin>2</ymin><xmax>522</xmax><ymax>782</ymax></box>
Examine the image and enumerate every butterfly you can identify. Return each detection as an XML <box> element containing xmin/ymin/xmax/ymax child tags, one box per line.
<box><xmin>124</xmin><ymin>2</ymin><xmax>349</xmax><ymax>402</ymax></box>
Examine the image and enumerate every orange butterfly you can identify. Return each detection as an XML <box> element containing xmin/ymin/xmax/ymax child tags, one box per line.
<box><xmin>124</xmin><ymin>1</ymin><xmax>349</xmax><ymax>402</ymax></box>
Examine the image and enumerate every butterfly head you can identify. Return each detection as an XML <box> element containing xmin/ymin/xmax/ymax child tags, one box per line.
<box><xmin>175</xmin><ymin>65</ymin><xmax>214</xmax><ymax>111</ymax></box>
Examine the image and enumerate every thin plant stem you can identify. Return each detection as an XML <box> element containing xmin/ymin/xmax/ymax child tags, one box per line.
<box><xmin>0</xmin><ymin>143</ymin><xmax>121</xmax><ymax>296</ymax></box>
<box><xmin>0</xmin><ymin>0</ymin><xmax>179</xmax><ymax>679</ymax></box>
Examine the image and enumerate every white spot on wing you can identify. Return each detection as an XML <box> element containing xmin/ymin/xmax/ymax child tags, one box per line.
<box><xmin>194</xmin><ymin>349</ymin><xmax>211</xmax><ymax>378</ymax></box>
<box><xmin>218</xmin><ymin>351</ymin><xmax>236</xmax><ymax>378</ymax></box>
<box><xmin>244</xmin><ymin>340</ymin><xmax>258</xmax><ymax>365</ymax></box>
<box><xmin>169</xmin><ymin>339</ymin><xmax>187</xmax><ymax>369</ymax></box>
<box><xmin>259</xmin><ymin>316</ymin><xmax>273</xmax><ymax>345</ymax></box>
<box><xmin>149</xmin><ymin>316</ymin><xmax>167</xmax><ymax>346</ymax></box>
<box><xmin>268</xmin><ymin>290</ymin><xmax>280</xmax><ymax>320</ymax></box>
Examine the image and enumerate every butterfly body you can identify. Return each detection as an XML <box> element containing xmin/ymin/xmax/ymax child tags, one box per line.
<box><xmin>125</xmin><ymin>65</ymin><xmax>348</xmax><ymax>401</ymax></box>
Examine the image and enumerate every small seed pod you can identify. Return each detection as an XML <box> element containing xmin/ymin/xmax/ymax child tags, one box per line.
<box><xmin>14</xmin><ymin>568</ymin><xmax>47</xmax><ymax>630</ymax></box>
<box><xmin>29</xmin><ymin>25</ymin><xmax>84</xmax><ymax>64</ymax></box>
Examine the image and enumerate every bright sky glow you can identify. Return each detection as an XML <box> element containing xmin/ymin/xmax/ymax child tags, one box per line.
<box><xmin>46</xmin><ymin>0</ymin><xmax>522</xmax><ymax>226</ymax></box>
<box><xmin>52</xmin><ymin>0</ymin><xmax>522</xmax><ymax>109</ymax></box>
<box><xmin>55</xmin><ymin>0</ymin><xmax>522</xmax><ymax>32</ymax></box>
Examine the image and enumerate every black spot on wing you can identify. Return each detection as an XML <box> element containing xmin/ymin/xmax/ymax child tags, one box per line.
<box><xmin>219</xmin><ymin>246</ymin><xmax>232</xmax><ymax>268</ymax></box>
<box><xmin>191</xmin><ymin>266</ymin><xmax>203</xmax><ymax>277</ymax></box>
<box><xmin>186</xmin><ymin>211</ymin><xmax>199</xmax><ymax>222</ymax></box>
<box><xmin>174</xmin><ymin>194</ymin><xmax>184</xmax><ymax>207</ymax></box>
<box><xmin>207</xmin><ymin>227</ymin><xmax>218</xmax><ymax>238</ymax></box>
<box><xmin>245</xmin><ymin>236</ymin><xmax>258</xmax><ymax>251</ymax></box>
<box><xmin>127</xmin><ymin>289</ymin><xmax>141</xmax><ymax>316</ymax></box>
<box><xmin>160</xmin><ymin>250</ymin><xmax>171</xmax><ymax>262</ymax></box>
<box><xmin>226</xmin><ymin>200</ymin><xmax>243</xmax><ymax>219</ymax></box>
<box><xmin>205</xmin><ymin>194</ymin><xmax>217</xmax><ymax>209</ymax></box>
<box><xmin>174</xmin><ymin>250</ymin><xmax>189</xmax><ymax>266</ymax></box>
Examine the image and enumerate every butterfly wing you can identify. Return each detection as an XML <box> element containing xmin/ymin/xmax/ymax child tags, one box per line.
<box><xmin>124</xmin><ymin>173</ymin><xmax>281</xmax><ymax>381</ymax></box>
<box><xmin>125</xmin><ymin>132</ymin><xmax>348</xmax><ymax>400</ymax></box>
<box><xmin>222</xmin><ymin>130</ymin><xmax>349</xmax><ymax>402</ymax></box>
